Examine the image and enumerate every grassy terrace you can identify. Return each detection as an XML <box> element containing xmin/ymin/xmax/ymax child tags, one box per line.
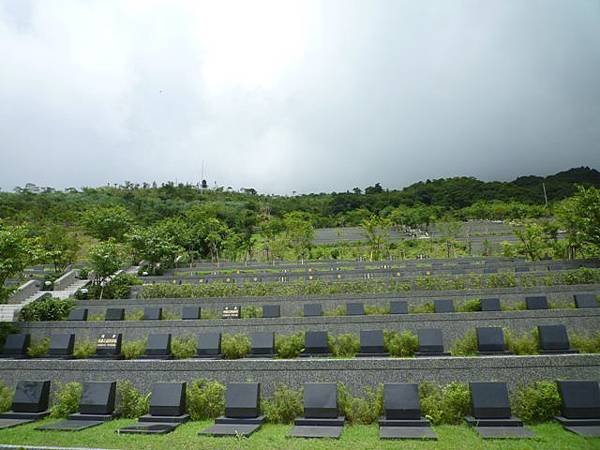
<box><xmin>0</xmin><ymin>420</ymin><xmax>599</xmax><ymax>450</ymax></box>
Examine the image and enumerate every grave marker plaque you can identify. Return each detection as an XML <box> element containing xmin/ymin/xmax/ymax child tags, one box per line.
<box><xmin>47</xmin><ymin>334</ymin><xmax>75</xmax><ymax>358</ymax></box>
<box><xmin>304</xmin><ymin>383</ymin><xmax>337</xmax><ymax>418</ymax></box>
<box><xmin>262</xmin><ymin>304</ymin><xmax>280</xmax><ymax>318</ymax></box>
<box><xmin>143</xmin><ymin>307</ymin><xmax>162</xmax><ymax>320</ymax></box>
<box><xmin>557</xmin><ymin>381</ymin><xmax>600</xmax><ymax>419</ymax></box>
<box><xmin>574</xmin><ymin>294</ymin><xmax>598</xmax><ymax>309</ymax></box>
<box><xmin>222</xmin><ymin>305</ymin><xmax>241</xmax><ymax>319</ymax></box>
<box><xmin>538</xmin><ymin>325</ymin><xmax>576</xmax><ymax>353</ymax></box>
<box><xmin>68</xmin><ymin>308</ymin><xmax>88</xmax><ymax>321</ymax></box>
<box><xmin>225</xmin><ymin>383</ymin><xmax>260</xmax><ymax>418</ymax></box>
<box><xmin>525</xmin><ymin>296</ymin><xmax>548</xmax><ymax>310</ymax></box>
<box><xmin>79</xmin><ymin>382</ymin><xmax>116</xmax><ymax>415</ymax></box>
<box><xmin>476</xmin><ymin>327</ymin><xmax>507</xmax><ymax>354</ymax></box>
<box><xmin>384</xmin><ymin>383</ymin><xmax>420</xmax><ymax>420</ymax></box>
<box><xmin>480</xmin><ymin>298</ymin><xmax>501</xmax><ymax>312</ymax></box>
<box><xmin>181</xmin><ymin>306</ymin><xmax>201</xmax><ymax>320</ymax></box>
<box><xmin>304</xmin><ymin>303</ymin><xmax>322</xmax><ymax>317</ymax></box>
<box><xmin>250</xmin><ymin>332</ymin><xmax>274</xmax><ymax>356</ymax></box>
<box><xmin>11</xmin><ymin>381</ymin><xmax>50</xmax><ymax>413</ymax></box>
<box><xmin>434</xmin><ymin>299</ymin><xmax>454</xmax><ymax>313</ymax></box>
<box><xmin>303</xmin><ymin>331</ymin><xmax>329</xmax><ymax>355</ymax></box>
<box><xmin>197</xmin><ymin>332</ymin><xmax>221</xmax><ymax>358</ymax></box>
<box><xmin>359</xmin><ymin>330</ymin><xmax>387</xmax><ymax>355</ymax></box>
<box><xmin>149</xmin><ymin>382</ymin><xmax>186</xmax><ymax>416</ymax></box>
<box><xmin>416</xmin><ymin>329</ymin><xmax>448</xmax><ymax>356</ymax></box>
<box><xmin>143</xmin><ymin>334</ymin><xmax>171</xmax><ymax>359</ymax></box>
<box><xmin>470</xmin><ymin>382</ymin><xmax>511</xmax><ymax>419</ymax></box>
<box><xmin>1</xmin><ymin>334</ymin><xmax>30</xmax><ymax>358</ymax></box>
<box><xmin>94</xmin><ymin>334</ymin><xmax>122</xmax><ymax>359</ymax></box>
<box><xmin>346</xmin><ymin>303</ymin><xmax>365</xmax><ymax>316</ymax></box>
<box><xmin>105</xmin><ymin>308</ymin><xmax>125</xmax><ymax>321</ymax></box>
<box><xmin>389</xmin><ymin>301</ymin><xmax>408</xmax><ymax>314</ymax></box>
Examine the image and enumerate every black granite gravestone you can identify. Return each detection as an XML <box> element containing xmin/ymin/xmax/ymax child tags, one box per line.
<box><xmin>476</xmin><ymin>327</ymin><xmax>508</xmax><ymax>354</ymax></box>
<box><xmin>47</xmin><ymin>334</ymin><xmax>75</xmax><ymax>359</ymax></box>
<box><xmin>249</xmin><ymin>332</ymin><xmax>274</xmax><ymax>357</ymax></box>
<box><xmin>537</xmin><ymin>325</ymin><xmax>577</xmax><ymax>354</ymax></box>
<box><xmin>222</xmin><ymin>305</ymin><xmax>241</xmax><ymax>319</ymax></box>
<box><xmin>525</xmin><ymin>296</ymin><xmax>548</xmax><ymax>310</ymax></box>
<box><xmin>416</xmin><ymin>329</ymin><xmax>449</xmax><ymax>356</ymax></box>
<box><xmin>181</xmin><ymin>306</ymin><xmax>201</xmax><ymax>320</ymax></box>
<box><xmin>200</xmin><ymin>383</ymin><xmax>265</xmax><ymax>437</ymax></box>
<box><xmin>515</xmin><ymin>266</ymin><xmax>530</xmax><ymax>273</ymax></box>
<box><xmin>105</xmin><ymin>308</ymin><xmax>125</xmax><ymax>321</ymax></box>
<box><xmin>346</xmin><ymin>303</ymin><xmax>365</xmax><ymax>316</ymax></box>
<box><xmin>1</xmin><ymin>334</ymin><xmax>30</xmax><ymax>358</ymax></box>
<box><xmin>197</xmin><ymin>332</ymin><xmax>221</xmax><ymax>358</ymax></box>
<box><xmin>465</xmin><ymin>382</ymin><xmax>534</xmax><ymax>438</ymax></box>
<box><xmin>483</xmin><ymin>267</ymin><xmax>498</xmax><ymax>274</ymax></box>
<box><xmin>68</xmin><ymin>308</ymin><xmax>88</xmax><ymax>321</ymax></box>
<box><xmin>358</xmin><ymin>330</ymin><xmax>387</xmax><ymax>356</ymax></box>
<box><xmin>302</xmin><ymin>331</ymin><xmax>330</xmax><ymax>356</ymax></box>
<box><xmin>142</xmin><ymin>334</ymin><xmax>172</xmax><ymax>359</ymax></box>
<box><xmin>94</xmin><ymin>334</ymin><xmax>122</xmax><ymax>359</ymax></box>
<box><xmin>144</xmin><ymin>307</ymin><xmax>162</xmax><ymax>320</ymax></box>
<box><xmin>480</xmin><ymin>298</ymin><xmax>501</xmax><ymax>311</ymax></box>
<box><xmin>389</xmin><ymin>301</ymin><xmax>408</xmax><ymax>314</ymax></box>
<box><xmin>555</xmin><ymin>381</ymin><xmax>600</xmax><ymax>436</ymax></box>
<box><xmin>434</xmin><ymin>299</ymin><xmax>454</xmax><ymax>313</ymax></box>
<box><xmin>0</xmin><ymin>380</ymin><xmax>50</xmax><ymax>430</ymax></box>
<box><xmin>289</xmin><ymin>383</ymin><xmax>344</xmax><ymax>439</ymax></box>
<box><xmin>378</xmin><ymin>383</ymin><xmax>437</xmax><ymax>440</ymax></box>
<box><xmin>304</xmin><ymin>303</ymin><xmax>322</xmax><ymax>317</ymax></box>
<box><xmin>262</xmin><ymin>304</ymin><xmax>280</xmax><ymax>318</ymax></box>
<box><xmin>574</xmin><ymin>294</ymin><xmax>598</xmax><ymax>309</ymax></box>
<box><xmin>118</xmin><ymin>382</ymin><xmax>189</xmax><ymax>435</ymax></box>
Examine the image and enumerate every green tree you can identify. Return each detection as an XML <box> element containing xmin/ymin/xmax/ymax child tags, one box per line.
<box><xmin>513</xmin><ymin>222</ymin><xmax>554</xmax><ymax>261</ymax></box>
<box><xmin>40</xmin><ymin>225</ymin><xmax>80</xmax><ymax>274</ymax></box>
<box><xmin>283</xmin><ymin>212</ymin><xmax>314</xmax><ymax>262</ymax></box>
<box><xmin>81</xmin><ymin>206</ymin><xmax>133</xmax><ymax>241</ymax></box>
<box><xmin>88</xmin><ymin>239</ymin><xmax>126</xmax><ymax>299</ymax></box>
<box><xmin>556</xmin><ymin>186</ymin><xmax>600</xmax><ymax>258</ymax></box>
<box><xmin>0</xmin><ymin>225</ymin><xmax>40</xmax><ymax>301</ymax></box>
<box><xmin>361</xmin><ymin>215</ymin><xmax>392</xmax><ymax>261</ymax></box>
<box><xmin>127</xmin><ymin>226</ymin><xmax>182</xmax><ymax>274</ymax></box>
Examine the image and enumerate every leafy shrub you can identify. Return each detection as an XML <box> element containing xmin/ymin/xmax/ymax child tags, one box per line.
<box><xmin>451</xmin><ymin>330</ymin><xmax>478</xmax><ymax>356</ymax></box>
<box><xmin>162</xmin><ymin>310</ymin><xmax>179</xmax><ymax>320</ymax></box>
<box><xmin>571</xmin><ymin>332</ymin><xmax>600</xmax><ymax>353</ymax></box>
<box><xmin>19</xmin><ymin>297</ymin><xmax>74</xmax><ymax>322</ymax></box>
<box><xmin>338</xmin><ymin>383</ymin><xmax>384</xmax><ymax>424</ymax></box>
<box><xmin>172</xmin><ymin>335</ymin><xmax>197</xmax><ymax>359</ymax></box>
<box><xmin>420</xmin><ymin>382</ymin><xmax>470</xmax><ymax>425</ymax></box>
<box><xmin>27</xmin><ymin>338</ymin><xmax>50</xmax><ymax>358</ymax></box>
<box><xmin>409</xmin><ymin>303</ymin><xmax>434</xmax><ymax>314</ymax></box>
<box><xmin>187</xmin><ymin>379</ymin><xmax>225</xmax><ymax>420</ymax></box>
<box><xmin>116</xmin><ymin>381</ymin><xmax>149</xmax><ymax>418</ymax></box>
<box><xmin>125</xmin><ymin>310</ymin><xmax>144</xmax><ymax>321</ymax></box>
<box><xmin>384</xmin><ymin>330</ymin><xmax>418</xmax><ymax>357</ymax></box>
<box><xmin>485</xmin><ymin>273</ymin><xmax>516</xmax><ymax>289</ymax></box>
<box><xmin>458</xmin><ymin>299</ymin><xmax>481</xmax><ymax>312</ymax></box>
<box><xmin>78</xmin><ymin>267</ymin><xmax>90</xmax><ymax>279</ymax></box>
<box><xmin>122</xmin><ymin>339</ymin><xmax>146</xmax><ymax>359</ymax></box>
<box><xmin>88</xmin><ymin>313</ymin><xmax>105</xmax><ymax>321</ymax></box>
<box><xmin>330</xmin><ymin>333</ymin><xmax>359</xmax><ymax>357</ymax></box>
<box><xmin>83</xmin><ymin>273</ymin><xmax>141</xmax><ymax>299</ymax></box>
<box><xmin>73</xmin><ymin>340</ymin><xmax>96</xmax><ymax>359</ymax></box>
<box><xmin>221</xmin><ymin>333</ymin><xmax>250</xmax><ymax>359</ymax></box>
<box><xmin>324</xmin><ymin>305</ymin><xmax>346</xmax><ymax>316</ymax></box>
<box><xmin>240</xmin><ymin>306</ymin><xmax>262</xmax><ymax>319</ymax></box>
<box><xmin>275</xmin><ymin>332</ymin><xmax>304</xmax><ymax>359</ymax></box>
<box><xmin>261</xmin><ymin>384</ymin><xmax>303</xmax><ymax>423</ymax></box>
<box><xmin>0</xmin><ymin>381</ymin><xmax>12</xmax><ymax>412</ymax></box>
<box><xmin>506</xmin><ymin>329</ymin><xmax>539</xmax><ymax>355</ymax></box>
<box><xmin>502</xmin><ymin>301</ymin><xmax>526</xmax><ymax>311</ymax></box>
<box><xmin>364</xmin><ymin>304</ymin><xmax>388</xmax><ymax>315</ymax></box>
<box><xmin>50</xmin><ymin>382</ymin><xmax>82</xmax><ymax>418</ymax></box>
<box><xmin>560</xmin><ymin>267</ymin><xmax>600</xmax><ymax>285</ymax></box>
<box><xmin>511</xmin><ymin>381</ymin><xmax>561</xmax><ymax>423</ymax></box>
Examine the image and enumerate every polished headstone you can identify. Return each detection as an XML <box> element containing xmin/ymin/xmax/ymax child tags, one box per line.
<box><xmin>384</xmin><ymin>383</ymin><xmax>420</xmax><ymax>420</ymax></box>
<box><xmin>538</xmin><ymin>325</ymin><xmax>573</xmax><ymax>352</ymax></box>
<box><xmin>47</xmin><ymin>334</ymin><xmax>75</xmax><ymax>358</ymax></box>
<box><xmin>416</xmin><ymin>329</ymin><xmax>446</xmax><ymax>355</ymax></box>
<box><xmin>346</xmin><ymin>303</ymin><xmax>365</xmax><ymax>316</ymax></box>
<box><xmin>304</xmin><ymin>331</ymin><xmax>329</xmax><ymax>355</ymax></box>
<box><xmin>304</xmin><ymin>303</ymin><xmax>322</xmax><ymax>317</ymax></box>
<box><xmin>197</xmin><ymin>332</ymin><xmax>221</xmax><ymax>357</ymax></box>
<box><xmin>149</xmin><ymin>382</ymin><xmax>186</xmax><ymax>417</ymax></box>
<box><xmin>144</xmin><ymin>334</ymin><xmax>171</xmax><ymax>358</ymax></box>
<box><xmin>434</xmin><ymin>299</ymin><xmax>454</xmax><ymax>313</ymax></box>
<box><xmin>389</xmin><ymin>301</ymin><xmax>408</xmax><ymax>314</ymax></box>
<box><xmin>181</xmin><ymin>306</ymin><xmax>201</xmax><ymax>320</ymax></box>
<box><xmin>480</xmin><ymin>298</ymin><xmax>501</xmax><ymax>312</ymax></box>
<box><xmin>143</xmin><ymin>307</ymin><xmax>162</xmax><ymax>320</ymax></box>
<box><xmin>95</xmin><ymin>334</ymin><xmax>122</xmax><ymax>358</ymax></box>
<box><xmin>304</xmin><ymin>383</ymin><xmax>337</xmax><ymax>418</ymax></box>
<box><xmin>525</xmin><ymin>296</ymin><xmax>548</xmax><ymax>310</ymax></box>
<box><xmin>105</xmin><ymin>308</ymin><xmax>125</xmax><ymax>321</ymax></box>
<box><xmin>574</xmin><ymin>294</ymin><xmax>598</xmax><ymax>309</ymax></box>
<box><xmin>359</xmin><ymin>330</ymin><xmax>386</xmax><ymax>355</ymax></box>
<box><xmin>225</xmin><ymin>383</ymin><xmax>260</xmax><ymax>418</ymax></box>
<box><xmin>470</xmin><ymin>382</ymin><xmax>511</xmax><ymax>419</ymax></box>
<box><xmin>11</xmin><ymin>381</ymin><xmax>50</xmax><ymax>413</ymax></box>
<box><xmin>79</xmin><ymin>382</ymin><xmax>116</xmax><ymax>415</ymax></box>
<box><xmin>557</xmin><ymin>381</ymin><xmax>600</xmax><ymax>419</ymax></box>
<box><xmin>250</xmin><ymin>332</ymin><xmax>274</xmax><ymax>356</ymax></box>
<box><xmin>2</xmin><ymin>334</ymin><xmax>30</xmax><ymax>357</ymax></box>
<box><xmin>262</xmin><ymin>304</ymin><xmax>280</xmax><ymax>318</ymax></box>
<box><xmin>68</xmin><ymin>308</ymin><xmax>88</xmax><ymax>321</ymax></box>
<box><xmin>476</xmin><ymin>327</ymin><xmax>507</xmax><ymax>353</ymax></box>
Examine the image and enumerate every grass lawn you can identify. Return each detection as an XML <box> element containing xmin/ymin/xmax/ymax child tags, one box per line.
<box><xmin>0</xmin><ymin>419</ymin><xmax>599</xmax><ymax>449</ymax></box>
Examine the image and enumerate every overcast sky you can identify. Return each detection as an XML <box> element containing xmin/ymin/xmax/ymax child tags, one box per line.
<box><xmin>1</xmin><ymin>1</ymin><xmax>599</xmax><ymax>194</ymax></box>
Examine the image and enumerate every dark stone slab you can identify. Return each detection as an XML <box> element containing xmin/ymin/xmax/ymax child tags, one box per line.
<box><xmin>118</xmin><ymin>422</ymin><xmax>180</xmax><ymax>434</ymax></box>
<box><xmin>434</xmin><ymin>299</ymin><xmax>454</xmax><ymax>313</ymax></box>
<box><xmin>465</xmin><ymin>416</ymin><xmax>524</xmax><ymax>427</ymax></box>
<box><xmin>557</xmin><ymin>381</ymin><xmax>600</xmax><ymax>419</ymax></box>
<box><xmin>562</xmin><ymin>425</ymin><xmax>600</xmax><ymax>437</ymax></box>
<box><xmin>294</xmin><ymin>416</ymin><xmax>344</xmax><ymax>426</ymax></box>
<box><xmin>380</xmin><ymin>426</ymin><xmax>437</xmax><ymax>439</ymax></box>
<box><xmin>47</xmin><ymin>334</ymin><xmax>74</xmax><ymax>358</ymax></box>
<box><xmin>144</xmin><ymin>334</ymin><xmax>171</xmax><ymax>358</ymax></box>
<box><xmin>181</xmin><ymin>306</ymin><xmax>201</xmax><ymax>320</ymax></box>
<box><xmin>36</xmin><ymin>419</ymin><xmax>106</xmax><ymax>431</ymax></box>
<box><xmin>200</xmin><ymin>423</ymin><xmax>262</xmax><ymax>437</ymax></box>
<box><xmin>346</xmin><ymin>303</ymin><xmax>365</xmax><ymax>316</ymax></box>
<box><xmin>304</xmin><ymin>303</ymin><xmax>322</xmax><ymax>317</ymax></box>
<box><xmin>525</xmin><ymin>296</ymin><xmax>548</xmax><ymax>310</ymax></box>
<box><xmin>105</xmin><ymin>308</ymin><xmax>125</xmax><ymax>321</ymax></box>
<box><xmin>483</xmin><ymin>267</ymin><xmax>498</xmax><ymax>274</ymax></box>
<box><xmin>480</xmin><ymin>298</ymin><xmax>501</xmax><ymax>312</ymax></box>
<box><xmin>476</xmin><ymin>328</ymin><xmax>506</xmax><ymax>353</ymax></box>
<box><xmin>95</xmin><ymin>334</ymin><xmax>122</xmax><ymax>359</ymax></box>
<box><xmin>143</xmin><ymin>307</ymin><xmax>162</xmax><ymax>320</ymax></box>
<box><xmin>515</xmin><ymin>266</ymin><xmax>530</xmax><ymax>273</ymax></box>
<box><xmin>215</xmin><ymin>416</ymin><xmax>265</xmax><ymax>425</ymax></box>
<box><xmin>68</xmin><ymin>308</ymin><xmax>88</xmax><ymax>321</ymax></box>
<box><xmin>2</xmin><ymin>334</ymin><xmax>30</xmax><ymax>358</ymax></box>
<box><xmin>470</xmin><ymin>382</ymin><xmax>511</xmax><ymax>419</ymax></box>
<box><xmin>149</xmin><ymin>382</ymin><xmax>186</xmax><ymax>417</ymax></box>
<box><xmin>359</xmin><ymin>330</ymin><xmax>386</xmax><ymax>355</ymax></box>
<box><xmin>303</xmin><ymin>331</ymin><xmax>329</xmax><ymax>355</ymax></box>
<box><xmin>9</xmin><ymin>381</ymin><xmax>50</xmax><ymax>413</ymax></box>
<box><xmin>289</xmin><ymin>425</ymin><xmax>342</xmax><ymax>438</ymax></box>
<box><xmin>197</xmin><ymin>332</ymin><xmax>221</xmax><ymax>357</ymax></box>
<box><xmin>384</xmin><ymin>383</ymin><xmax>420</xmax><ymax>420</ymax></box>
<box><xmin>225</xmin><ymin>383</ymin><xmax>260</xmax><ymax>418</ymax></box>
<box><xmin>538</xmin><ymin>325</ymin><xmax>572</xmax><ymax>352</ymax></box>
<box><xmin>574</xmin><ymin>294</ymin><xmax>598</xmax><ymax>309</ymax></box>
<box><xmin>138</xmin><ymin>413</ymin><xmax>189</xmax><ymax>424</ymax></box>
<box><xmin>389</xmin><ymin>301</ymin><xmax>408</xmax><ymax>314</ymax></box>
<box><xmin>0</xmin><ymin>418</ymin><xmax>35</xmax><ymax>430</ymax></box>
<box><xmin>262</xmin><ymin>304</ymin><xmax>280</xmax><ymax>318</ymax></box>
<box><xmin>79</xmin><ymin>382</ymin><xmax>116</xmax><ymax>415</ymax></box>
<box><xmin>304</xmin><ymin>383</ymin><xmax>337</xmax><ymax>419</ymax></box>
<box><xmin>555</xmin><ymin>416</ymin><xmax>600</xmax><ymax>426</ymax></box>
<box><xmin>416</xmin><ymin>329</ymin><xmax>447</xmax><ymax>355</ymax></box>
<box><xmin>474</xmin><ymin>426</ymin><xmax>535</xmax><ymax>439</ymax></box>
<box><xmin>250</xmin><ymin>332</ymin><xmax>274</xmax><ymax>356</ymax></box>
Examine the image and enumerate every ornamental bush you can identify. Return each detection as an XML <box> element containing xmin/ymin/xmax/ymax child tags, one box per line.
<box><xmin>50</xmin><ymin>382</ymin><xmax>82</xmax><ymax>418</ymax></box>
<box><xmin>18</xmin><ymin>297</ymin><xmax>74</xmax><ymax>322</ymax></box>
<box><xmin>511</xmin><ymin>381</ymin><xmax>561</xmax><ymax>423</ymax></box>
<box><xmin>261</xmin><ymin>384</ymin><xmax>303</xmax><ymax>423</ymax></box>
<box><xmin>221</xmin><ymin>333</ymin><xmax>250</xmax><ymax>359</ymax></box>
<box><xmin>186</xmin><ymin>379</ymin><xmax>225</xmax><ymax>420</ymax></box>
<box><xmin>384</xmin><ymin>330</ymin><xmax>418</xmax><ymax>357</ymax></box>
<box><xmin>116</xmin><ymin>381</ymin><xmax>149</xmax><ymax>418</ymax></box>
